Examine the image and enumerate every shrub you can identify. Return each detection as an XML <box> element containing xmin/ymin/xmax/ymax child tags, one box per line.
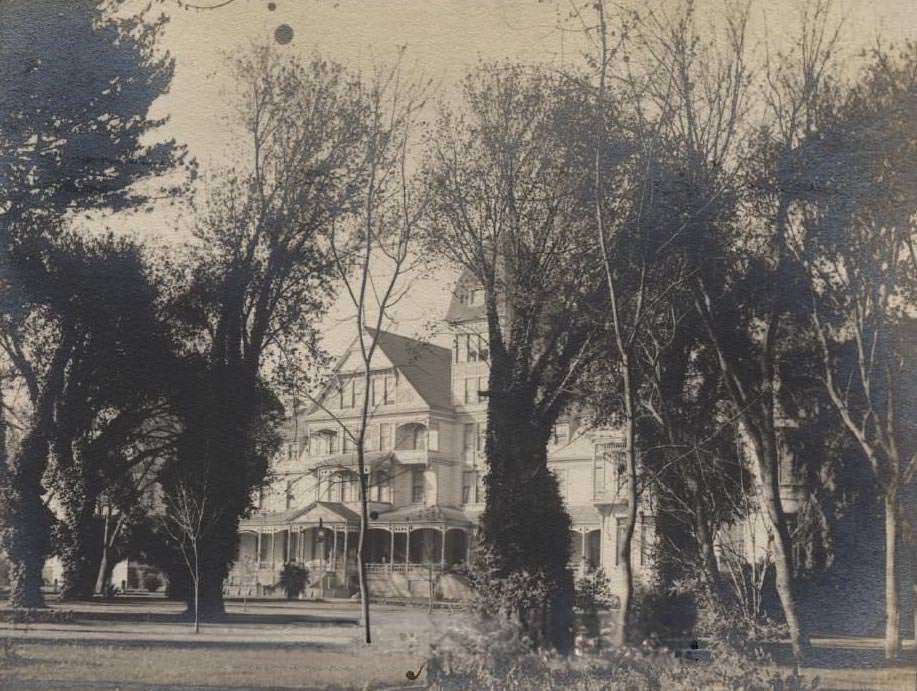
<box><xmin>142</xmin><ymin>573</ymin><xmax>163</xmax><ymax>593</ymax></box>
<box><xmin>427</xmin><ymin>616</ymin><xmax>818</xmax><ymax>690</ymax></box>
<box><xmin>277</xmin><ymin>562</ymin><xmax>309</xmax><ymax>600</ymax></box>
<box><xmin>574</xmin><ymin>568</ymin><xmax>615</xmax><ymax>643</ymax></box>
<box><xmin>0</xmin><ymin>637</ymin><xmax>16</xmax><ymax>663</ymax></box>
<box><xmin>631</xmin><ymin>580</ymin><xmax>696</xmax><ymax>642</ymax></box>
<box><xmin>428</xmin><ymin>562</ymin><xmax>816</xmax><ymax>690</ymax></box>
<box><xmin>673</xmin><ymin>561</ymin><xmax>787</xmax><ymax>645</ymax></box>
<box><xmin>0</xmin><ymin>555</ymin><xmax>10</xmax><ymax>588</ymax></box>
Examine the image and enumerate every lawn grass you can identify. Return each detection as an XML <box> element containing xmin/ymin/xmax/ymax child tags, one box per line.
<box><xmin>0</xmin><ymin>639</ymin><xmax>421</xmax><ymax>690</ymax></box>
<box><xmin>0</xmin><ymin>598</ymin><xmax>912</xmax><ymax>689</ymax></box>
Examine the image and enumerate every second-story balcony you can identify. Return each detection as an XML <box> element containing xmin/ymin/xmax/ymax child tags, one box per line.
<box><xmin>301</xmin><ymin>447</ymin><xmax>445</xmax><ymax>472</ymax></box>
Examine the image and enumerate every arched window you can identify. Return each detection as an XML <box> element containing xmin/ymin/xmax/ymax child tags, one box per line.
<box><xmin>339</xmin><ymin>471</ymin><xmax>353</xmax><ymax>502</ymax></box>
<box><xmin>395</xmin><ymin>423</ymin><xmax>427</xmax><ymax>451</ymax></box>
<box><xmin>372</xmin><ymin>468</ymin><xmax>392</xmax><ymax>503</ymax></box>
<box><xmin>310</xmin><ymin>429</ymin><xmax>338</xmax><ymax>456</ymax></box>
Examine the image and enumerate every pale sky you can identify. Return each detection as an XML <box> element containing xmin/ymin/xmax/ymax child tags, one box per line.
<box><xmin>99</xmin><ymin>0</ymin><xmax>917</xmax><ymax>355</ymax></box>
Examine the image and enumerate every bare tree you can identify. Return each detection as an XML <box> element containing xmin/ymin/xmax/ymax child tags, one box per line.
<box><xmin>782</xmin><ymin>39</ymin><xmax>917</xmax><ymax>659</ymax></box>
<box><xmin>161</xmin><ymin>479</ymin><xmax>220</xmax><ymax>633</ymax></box>
<box><xmin>611</xmin><ymin>0</ymin><xmax>818</xmax><ymax>659</ymax></box>
<box><xmin>323</xmin><ymin>54</ymin><xmax>429</xmax><ymax>644</ymax></box>
<box><xmin>579</xmin><ymin>0</ymin><xmax>724</xmax><ymax>645</ymax></box>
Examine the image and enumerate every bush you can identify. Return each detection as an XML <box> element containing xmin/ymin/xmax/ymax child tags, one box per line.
<box><xmin>456</xmin><ymin>548</ymin><xmax>549</xmax><ymax>618</ymax></box>
<box><xmin>574</xmin><ymin>568</ymin><xmax>615</xmax><ymax>643</ymax></box>
<box><xmin>672</xmin><ymin>562</ymin><xmax>787</xmax><ymax>644</ymax></box>
<box><xmin>0</xmin><ymin>555</ymin><xmax>10</xmax><ymax>588</ymax></box>
<box><xmin>142</xmin><ymin>573</ymin><xmax>163</xmax><ymax>593</ymax></box>
<box><xmin>428</xmin><ymin>562</ymin><xmax>816</xmax><ymax>690</ymax></box>
<box><xmin>427</xmin><ymin>615</ymin><xmax>818</xmax><ymax>690</ymax></box>
<box><xmin>277</xmin><ymin>562</ymin><xmax>309</xmax><ymax>600</ymax></box>
<box><xmin>631</xmin><ymin>580</ymin><xmax>697</xmax><ymax>642</ymax></box>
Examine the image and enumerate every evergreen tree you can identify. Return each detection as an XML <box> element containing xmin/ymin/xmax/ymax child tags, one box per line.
<box><xmin>0</xmin><ymin>0</ymin><xmax>183</xmax><ymax>607</ymax></box>
<box><xmin>424</xmin><ymin>64</ymin><xmax>610</xmax><ymax>652</ymax></box>
<box><xmin>162</xmin><ymin>48</ymin><xmax>366</xmax><ymax>617</ymax></box>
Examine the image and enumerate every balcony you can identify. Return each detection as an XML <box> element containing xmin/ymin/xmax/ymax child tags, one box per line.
<box><xmin>593</xmin><ymin>484</ymin><xmax>629</xmax><ymax>507</ymax></box>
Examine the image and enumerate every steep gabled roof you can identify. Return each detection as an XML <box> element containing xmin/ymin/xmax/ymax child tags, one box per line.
<box><xmin>297</xmin><ymin>327</ymin><xmax>452</xmax><ymax>422</ymax></box>
<box><xmin>444</xmin><ymin>268</ymin><xmax>487</xmax><ymax>324</ymax></box>
<box><xmin>365</xmin><ymin>326</ymin><xmax>452</xmax><ymax>410</ymax></box>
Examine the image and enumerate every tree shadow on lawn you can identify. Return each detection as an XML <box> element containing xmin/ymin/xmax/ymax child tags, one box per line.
<box><xmin>72</xmin><ymin>610</ymin><xmax>359</xmax><ymax>628</ymax></box>
<box><xmin>0</xmin><ymin>600</ymin><xmax>359</xmax><ymax>628</ymax></box>
<box><xmin>4</xmin><ymin>636</ymin><xmax>352</xmax><ymax>652</ymax></box>
<box><xmin>763</xmin><ymin>641</ymin><xmax>916</xmax><ymax>670</ymax></box>
<box><xmin>1</xmin><ymin>676</ymin><xmax>384</xmax><ymax>691</ymax></box>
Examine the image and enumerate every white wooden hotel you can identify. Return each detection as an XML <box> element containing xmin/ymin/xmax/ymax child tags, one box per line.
<box><xmin>225</xmin><ymin>271</ymin><xmax>657</xmax><ymax>600</ymax></box>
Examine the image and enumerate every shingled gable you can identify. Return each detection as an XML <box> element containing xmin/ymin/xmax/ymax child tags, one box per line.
<box><xmin>363</xmin><ymin>326</ymin><xmax>452</xmax><ymax>410</ymax></box>
<box><xmin>301</xmin><ymin>326</ymin><xmax>452</xmax><ymax>418</ymax></box>
<box><xmin>444</xmin><ymin>267</ymin><xmax>487</xmax><ymax>324</ymax></box>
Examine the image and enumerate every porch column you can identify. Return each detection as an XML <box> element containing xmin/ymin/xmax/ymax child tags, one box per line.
<box><xmin>285</xmin><ymin>527</ymin><xmax>291</xmax><ymax>562</ymax></box>
<box><xmin>465</xmin><ymin>530</ymin><xmax>472</xmax><ymax>564</ymax></box>
<box><xmin>270</xmin><ymin>531</ymin><xmax>275</xmax><ymax>566</ymax></box>
<box><xmin>581</xmin><ymin>530</ymin><xmax>587</xmax><ymax>567</ymax></box>
<box><xmin>405</xmin><ymin>527</ymin><xmax>411</xmax><ymax>565</ymax></box>
<box><xmin>389</xmin><ymin>527</ymin><xmax>395</xmax><ymax>574</ymax></box>
<box><xmin>343</xmin><ymin>528</ymin><xmax>349</xmax><ymax>575</ymax></box>
<box><xmin>256</xmin><ymin>530</ymin><xmax>262</xmax><ymax>566</ymax></box>
<box><xmin>332</xmin><ymin>526</ymin><xmax>338</xmax><ymax>570</ymax></box>
<box><xmin>440</xmin><ymin>528</ymin><xmax>446</xmax><ymax>568</ymax></box>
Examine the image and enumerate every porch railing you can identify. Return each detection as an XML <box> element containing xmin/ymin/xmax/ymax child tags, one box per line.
<box><xmin>366</xmin><ymin>562</ymin><xmax>444</xmax><ymax>577</ymax></box>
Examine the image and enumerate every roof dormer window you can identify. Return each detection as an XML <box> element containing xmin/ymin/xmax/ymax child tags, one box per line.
<box><xmin>458</xmin><ymin>286</ymin><xmax>484</xmax><ymax>306</ymax></box>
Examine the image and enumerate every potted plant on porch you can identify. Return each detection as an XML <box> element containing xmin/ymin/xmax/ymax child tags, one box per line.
<box><xmin>278</xmin><ymin>562</ymin><xmax>310</xmax><ymax>600</ymax></box>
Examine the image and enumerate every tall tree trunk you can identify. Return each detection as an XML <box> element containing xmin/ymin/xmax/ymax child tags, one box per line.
<box><xmin>482</xmin><ymin>385</ymin><xmax>574</xmax><ymax>653</ymax></box>
<box><xmin>613</xmin><ymin>381</ymin><xmax>639</xmax><ymax>647</ymax></box>
<box><xmin>94</xmin><ymin>508</ymin><xmax>112</xmax><ymax>595</ymax></box>
<box><xmin>694</xmin><ymin>494</ymin><xmax>723</xmax><ymax>599</ymax></box>
<box><xmin>693</xmin><ymin>282</ymin><xmax>808</xmax><ymax>659</ymax></box>
<box><xmin>2</xmin><ymin>429</ymin><xmax>52</xmax><ymax>608</ymax></box>
<box><xmin>885</xmin><ymin>491</ymin><xmax>901</xmax><ymax>660</ymax></box>
<box><xmin>59</xmin><ymin>462</ymin><xmax>100</xmax><ymax>600</ymax></box>
<box><xmin>0</xmin><ymin>376</ymin><xmax>5</xmax><ymax>480</ymax></box>
<box><xmin>910</xmin><ymin>486</ymin><xmax>916</xmax><ymax>649</ymax></box>
<box><xmin>192</xmin><ymin>533</ymin><xmax>229</xmax><ymax>618</ymax></box>
<box><xmin>356</xmin><ymin>447</ymin><xmax>372</xmax><ymax>644</ymax></box>
<box><xmin>756</xmin><ymin>429</ymin><xmax>809</xmax><ymax>659</ymax></box>
<box><xmin>94</xmin><ymin>546</ymin><xmax>110</xmax><ymax>595</ymax></box>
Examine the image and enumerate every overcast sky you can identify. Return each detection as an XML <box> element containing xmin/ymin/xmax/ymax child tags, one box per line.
<box><xmin>100</xmin><ymin>0</ymin><xmax>917</xmax><ymax>355</ymax></box>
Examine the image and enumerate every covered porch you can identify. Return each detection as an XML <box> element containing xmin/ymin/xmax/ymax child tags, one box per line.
<box><xmin>230</xmin><ymin>501</ymin><xmax>361</xmax><ymax>597</ymax></box>
<box><xmin>228</xmin><ymin>502</ymin><xmax>475</xmax><ymax>598</ymax></box>
<box><xmin>363</xmin><ymin>505</ymin><xmax>473</xmax><ymax>578</ymax></box>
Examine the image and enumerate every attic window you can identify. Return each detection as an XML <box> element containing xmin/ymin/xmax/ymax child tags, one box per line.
<box><xmin>551</xmin><ymin>422</ymin><xmax>570</xmax><ymax>446</ymax></box>
<box><xmin>458</xmin><ymin>287</ymin><xmax>484</xmax><ymax>306</ymax></box>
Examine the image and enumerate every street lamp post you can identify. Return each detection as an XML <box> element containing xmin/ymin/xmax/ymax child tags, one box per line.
<box><xmin>318</xmin><ymin>517</ymin><xmax>325</xmax><ymax>600</ymax></box>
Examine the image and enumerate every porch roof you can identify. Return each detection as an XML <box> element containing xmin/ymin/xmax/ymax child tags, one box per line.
<box><xmin>567</xmin><ymin>504</ymin><xmax>602</xmax><ymax>526</ymax></box>
<box><xmin>310</xmin><ymin>450</ymin><xmax>396</xmax><ymax>470</ymax></box>
<box><xmin>372</xmin><ymin>504</ymin><xmax>474</xmax><ymax>527</ymax></box>
<box><xmin>240</xmin><ymin>501</ymin><xmax>361</xmax><ymax>528</ymax></box>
